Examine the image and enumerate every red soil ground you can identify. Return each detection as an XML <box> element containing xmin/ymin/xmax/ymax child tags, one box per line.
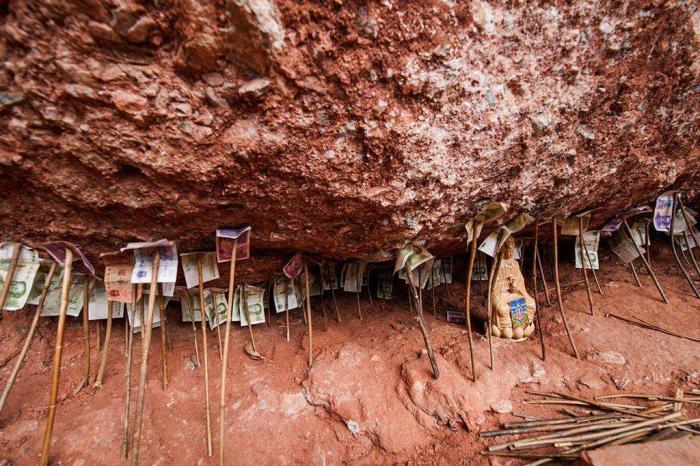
<box><xmin>0</xmin><ymin>242</ymin><xmax>698</xmax><ymax>465</ymax></box>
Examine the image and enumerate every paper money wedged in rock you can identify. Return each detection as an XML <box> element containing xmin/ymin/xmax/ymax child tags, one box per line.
<box><xmin>670</xmin><ymin>207</ymin><xmax>697</xmax><ymax>235</ymax></box>
<box><xmin>122</xmin><ymin>239</ymin><xmax>178</xmax><ymax>289</ymax></box>
<box><xmin>216</xmin><ymin>226</ymin><xmax>251</xmax><ymax>262</ymax></box>
<box><xmin>472</xmin><ymin>253</ymin><xmax>488</xmax><ymax>281</ymax></box>
<box><xmin>0</xmin><ymin>243</ymin><xmax>41</xmax><ymax>311</ymax></box>
<box><xmin>0</xmin><ymin>244</ymin><xmax>40</xmax><ymax>309</ymax></box>
<box><xmin>40</xmin><ymin>241</ymin><xmax>95</xmax><ymax>275</ymax></box>
<box><xmin>653</xmin><ymin>191</ymin><xmax>674</xmax><ymax>232</ymax></box>
<box><xmin>575</xmin><ymin>231</ymin><xmax>601</xmax><ymax>270</ymax></box>
<box><xmin>126</xmin><ymin>299</ymin><xmax>161</xmax><ymax>333</ymax></box>
<box><xmin>273</xmin><ymin>275</ymin><xmax>300</xmax><ymax>313</ymax></box>
<box><xmin>101</xmin><ymin>251</ymin><xmax>140</xmax><ymax>303</ymax></box>
<box><xmin>41</xmin><ymin>271</ymin><xmax>87</xmax><ymax>317</ymax></box>
<box><xmin>27</xmin><ymin>260</ymin><xmax>53</xmax><ymax>306</ymax></box>
<box><xmin>178</xmin><ymin>288</ymin><xmax>203</xmax><ymax>322</ymax></box>
<box><xmin>630</xmin><ymin>221</ymin><xmax>649</xmax><ymax>247</ymax></box>
<box><xmin>376</xmin><ymin>273</ymin><xmax>393</xmax><ymax>299</ymax></box>
<box><xmin>283</xmin><ymin>252</ymin><xmax>304</xmax><ymax>279</ymax></box>
<box><xmin>180</xmin><ymin>251</ymin><xmax>220</xmax><ymax>289</ymax></box>
<box><xmin>479</xmin><ymin>213</ymin><xmax>534</xmax><ymax>257</ymax></box>
<box><xmin>611</xmin><ymin>230</ymin><xmax>643</xmax><ymax>263</ymax></box>
<box><xmin>342</xmin><ymin>261</ymin><xmax>367</xmax><ymax>292</ymax></box>
<box><xmin>465</xmin><ymin>201</ymin><xmax>508</xmax><ymax>244</ymax></box>
<box><xmin>240</xmin><ymin>285</ymin><xmax>266</xmax><ymax>327</ymax></box>
<box><xmin>561</xmin><ymin>214</ymin><xmax>591</xmax><ymax>236</ymax></box>
<box><xmin>88</xmin><ymin>279</ymin><xmax>125</xmax><ymax>320</ymax></box>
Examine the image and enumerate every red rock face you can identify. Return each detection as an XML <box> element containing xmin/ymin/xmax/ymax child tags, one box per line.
<box><xmin>0</xmin><ymin>1</ymin><xmax>699</xmax><ymax>278</ymax></box>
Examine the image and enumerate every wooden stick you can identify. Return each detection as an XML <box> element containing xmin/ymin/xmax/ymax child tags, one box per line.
<box><xmin>580</xmin><ymin>226</ymin><xmax>603</xmax><ymax>295</ymax></box>
<box><xmin>94</xmin><ymin>299</ymin><xmax>115</xmax><ymax>388</ymax></box>
<box><xmin>552</xmin><ymin>219</ymin><xmax>580</xmax><ymax>359</ymax></box>
<box><xmin>0</xmin><ymin>242</ymin><xmax>21</xmax><ymax>312</ymax></box>
<box><xmin>304</xmin><ymin>261</ymin><xmax>313</xmax><ymax>366</ymax></box>
<box><xmin>196</xmin><ymin>257</ymin><xmax>213</xmax><ymax>457</ymax></box>
<box><xmin>679</xmin><ymin>196</ymin><xmax>700</xmax><ymax>278</ymax></box>
<box><xmin>355</xmin><ymin>263</ymin><xmax>363</xmax><ymax>320</ymax></box>
<box><xmin>404</xmin><ymin>263</ymin><xmax>439</xmax><ymax>379</ymax></box>
<box><xmin>536</xmin><ymin>245</ymin><xmax>552</xmax><ymax>306</ymax></box>
<box><xmin>330</xmin><ymin>282</ymin><xmax>341</xmax><ymax>323</ymax></box>
<box><xmin>366</xmin><ymin>268</ymin><xmax>373</xmax><ymax>307</ymax></box>
<box><xmin>284</xmin><ymin>279</ymin><xmax>290</xmax><ymax>342</ymax></box>
<box><xmin>623</xmin><ymin>218</ymin><xmax>672</xmax><ymax>302</ymax></box>
<box><xmin>578</xmin><ymin>217</ymin><xmax>595</xmax><ymax>316</ymax></box>
<box><xmin>241</xmin><ymin>284</ymin><xmax>258</xmax><ymax>352</ymax></box>
<box><xmin>39</xmin><ymin>249</ymin><xmax>73</xmax><ymax>466</ymax></box>
<box><xmin>532</xmin><ymin>219</ymin><xmax>546</xmax><ymax>361</ymax></box>
<box><xmin>184</xmin><ymin>291</ymin><xmax>200</xmax><ymax>367</ymax></box>
<box><xmin>159</xmin><ymin>296</ymin><xmax>168</xmax><ymax>390</ymax></box>
<box><xmin>605</xmin><ymin>312</ymin><xmax>700</xmax><ymax>342</ymax></box>
<box><xmin>96</xmin><ymin>320</ymin><xmax>101</xmax><ymax>353</ymax></box>
<box><xmin>430</xmin><ymin>265</ymin><xmax>436</xmax><ymax>316</ymax></box>
<box><xmin>683</xmin><ymin>230</ymin><xmax>700</xmax><ymax>278</ymax></box>
<box><xmin>441</xmin><ymin>259</ymin><xmax>453</xmax><ymax>301</ymax></box>
<box><xmin>464</xmin><ymin>229</ymin><xmax>479</xmax><ymax>382</ymax></box>
<box><xmin>73</xmin><ymin>277</ymin><xmax>92</xmax><ymax>395</ymax></box>
<box><xmin>0</xmin><ymin>262</ymin><xmax>56</xmax><ymax>412</ymax></box>
<box><xmin>219</xmin><ymin>238</ymin><xmax>237</xmax><ymax>466</ymax></box>
<box><xmin>629</xmin><ymin>261</ymin><xmax>642</xmax><ymax>287</ymax></box>
<box><xmin>216</xmin><ymin>320</ymin><xmax>223</xmax><ymax>360</ymax></box>
<box><xmin>486</xmin><ymin>247</ymin><xmax>501</xmax><ymax>370</ymax></box>
<box><xmin>130</xmin><ymin>251</ymin><xmax>161</xmax><ymax>465</ymax></box>
<box><xmin>122</xmin><ymin>288</ymin><xmax>136</xmax><ymax>458</ymax></box>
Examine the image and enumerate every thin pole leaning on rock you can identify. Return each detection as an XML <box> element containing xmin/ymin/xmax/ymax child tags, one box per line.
<box><xmin>304</xmin><ymin>260</ymin><xmax>313</xmax><ymax>366</ymax></box>
<box><xmin>581</xmin><ymin>228</ymin><xmax>603</xmax><ymax>295</ymax></box>
<box><xmin>0</xmin><ymin>242</ymin><xmax>21</xmax><ymax>312</ymax></box>
<box><xmin>39</xmin><ymin>248</ymin><xmax>73</xmax><ymax>466</ymax></box>
<box><xmin>678</xmin><ymin>196</ymin><xmax>700</xmax><ymax>279</ymax></box>
<box><xmin>536</xmin><ymin>244</ymin><xmax>552</xmax><ymax>306</ymax></box>
<box><xmin>284</xmin><ymin>278</ymin><xmax>290</xmax><ymax>342</ymax></box>
<box><xmin>578</xmin><ymin>217</ymin><xmax>595</xmax><ymax>316</ymax></box>
<box><xmin>623</xmin><ymin>217</ymin><xmax>672</xmax><ymax>302</ymax></box>
<box><xmin>75</xmin><ymin>276</ymin><xmax>91</xmax><ymax>394</ymax></box>
<box><xmin>122</xmin><ymin>287</ymin><xmax>136</xmax><ymax>458</ymax></box>
<box><xmin>184</xmin><ymin>291</ymin><xmax>200</xmax><ymax>367</ymax></box>
<box><xmin>486</xmin><ymin>244</ymin><xmax>502</xmax><ymax>371</ymax></box>
<box><xmin>159</xmin><ymin>296</ymin><xmax>168</xmax><ymax>390</ymax></box>
<box><xmin>196</xmin><ymin>256</ymin><xmax>213</xmax><ymax>457</ymax></box>
<box><xmin>0</xmin><ymin>261</ymin><xmax>56</xmax><ymax>413</ymax></box>
<box><xmin>219</xmin><ymin>238</ymin><xmax>237</xmax><ymax>466</ymax></box>
<box><xmin>330</xmin><ymin>273</ymin><xmax>341</xmax><ymax>323</ymax></box>
<box><xmin>464</xmin><ymin>229</ymin><xmax>479</xmax><ymax>382</ymax></box>
<box><xmin>130</xmin><ymin>250</ymin><xmax>161</xmax><ymax>466</ymax></box>
<box><xmin>532</xmin><ymin>218</ymin><xmax>546</xmax><ymax>361</ymax></box>
<box><xmin>355</xmin><ymin>263</ymin><xmax>363</xmax><ymax>320</ymax></box>
<box><xmin>404</xmin><ymin>263</ymin><xmax>439</xmax><ymax>379</ymax></box>
<box><xmin>552</xmin><ymin>218</ymin><xmax>580</xmax><ymax>360</ymax></box>
<box><xmin>94</xmin><ymin>299</ymin><xmax>115</xmax><ymax>388</ymax></box>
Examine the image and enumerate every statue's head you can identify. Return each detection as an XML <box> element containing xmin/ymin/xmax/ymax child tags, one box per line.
<box><xmin>502</xmin><ymin>236</ymin><xmax>516</xmax><ymax>259</ymax></box>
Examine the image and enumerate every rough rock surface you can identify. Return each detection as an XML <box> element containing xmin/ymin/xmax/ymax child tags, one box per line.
<box><xmin>1</xmin><ymin>1</ymin><xmax>699</xmax><ymax>274</ymax></box>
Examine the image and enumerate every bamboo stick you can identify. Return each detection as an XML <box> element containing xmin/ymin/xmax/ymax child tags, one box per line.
<box><xmin>552</xmin><ymin>219</ymin><xmax>580</xmax><ymax>359</ymax></box>
<box><xmin>486</xmin><ymin>247</ymin><xmax>501</xmax><ymax>370</ymax></box>
<box><xmin>578</xmin><ymin>217</ymin><xmax>595</xmax><ymax>316</ymax></box>
<box><xmin>605</xmin><ymin>312</ymin><xmax>700</xmax><ymax>342</ymax></box>
<box><xmin>532</xmin><ymin>219</ymin><xmax>546</xmax><ymax>361</ymax></box>
<box><xmin>216</xmin><ymin>321</ymin><xmax>223</xmax><ymax>360</ymax></box>
<box><xmin>122</xmin><ymin>288</ymin><xmax>136</xmax><ymax>458</ymax></box>
<box><xmin>624</xmin><ymin>219</ymin><xmax>671</xmax><ymax>302</ymax></box>
<box><xmin>241</xmin><ymin>284</ymin><xmax>258</xmax><ymax>352</ymax></box>
<box><xmin>330</xmin><ymin>282</ymin><xmax>340</xmax><ymax>323</ymax></box>
<box><xmin>366</xmin><ymin>268</ymin><xmax>372</xmax><ymax>308</ymax></box>
<box><xmin>284</xmin><ymin>279</ymin><xmax>290</xmax><ymax>342</ymax></box>
<box><xmin>196</xmin><ymin>257</ymin><xmax>213</xmax><ymax>457</ymax></box>
<box><xmin>130</xmin><ymin>251</ymin><xmax>161</xmax><ymax>465</ymax></box>
<box><xmin>683</xmin><ymin>230</ymin><xmax>700</xmax><ymax>278</ymax></box>
<box><xmin>184</xmin><ymin>291</ymin><xmax>200</xmax><ymax>367</ymax></box>
<box><xmin>630</xmin><ymin>261</ymin><xmax>642</xmax><ymax>287</ymax></box>
<box><xmin>219</xmin><ymin>238</ymin><xmax>237</xmax><ymax>466</ymax></box>
<box><xmin>464</xmin><ymin>230</ymin><xmax>478</xmax><ymax>382</ymax></box>
<box><xmin>536</xmin><ymin>245</ymin><xmax>552</xmax><ymax>306</ymax></box>
<box><xmin>0</xmin><ymin>262</ymin><xmax>56</xmax><ymax>413</ymax></box>
<box><xmin>0</xmin><ymin>242</ymin><xmax>21</xmax><ymax>312</ymax></box>
<box><xmin>430</xmin><ymin>267</ymin><xmax>436</xmax><ymax>317</ymax></box>
<box><xmin>679</xmin><ymin>197</ymin><xmax>700</xmax><ymax>278</ymax></box>
<box><xmin>39</xmin><ymin>249</ymin><xmax>73</xmax><ymax>466</ymax></box>
<box><xmin>304</xmin><ymin>261</ymin><xmax>313</xmax><ymax>366</ymax></box>
<box><xmin>74</xmin><ymin>277</ymin><xmax>91</xmax><ymax>394</ymax></box>
<box><xmin>503</xmin><ymin>413</ymin><xmax>620</xmax><ymax>429</ymax></box>
<box><xmin>580</xmin><ymin>229</ymin><xmax>603</xmax><ymax>295</ymax></box>
<box><xmin>94</xmin><ymin>299</ymin><xmax>115</xmax><ymax>388</ymax></box>
<box><xmin>96</xmin><ymin>320</ymin><xmax>101</xmax><ymax>353</ymax></box>
<box><xmin>355</xmin><ymin>263</ymin><xmax>362</xmax><ymax>320</ymax></box>
<box><xmin>404</xmin><ymin>263</ymin><xmax>439</xmax><ymax>379</ymax></box>
<box><xmin>159</xmin><ymin>296</ymin><xmax>168</xmax><ymax>390</ymax></box>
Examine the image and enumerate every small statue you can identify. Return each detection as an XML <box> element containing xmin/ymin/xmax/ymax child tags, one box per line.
<box><xmin>491</xmin><ymin>236</ymin><xmax>536</xmax><ymax>340</ymax></box>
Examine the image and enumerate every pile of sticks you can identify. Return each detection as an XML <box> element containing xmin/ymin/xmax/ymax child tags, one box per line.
<box><xmin>480</xmin><ymin>390</ymin><xmax>700</xmax><ymax>465</ymax></box>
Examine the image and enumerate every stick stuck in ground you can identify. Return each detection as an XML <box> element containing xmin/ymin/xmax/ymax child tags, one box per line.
<box><xmin>404</xmin><ymin>263</ymin><xmax>439</xmax><ymax>379</ymax></box>
<box><xmin>464</xmin><ymin>228</ymin><xmax>479</xmax><ymax>381</ymax></box>
<box><xmin>219</xmin><ymin>238</ymin><xmax>237</xmax><ymax>466</ymax></box>
<box><xmin>532</xmin><ymin>218</ymin><xmax>546</xmax><ymax>361</ymax></box>
<box><xmin>0</xmin><ymin>242</ymin><xmax>21</xmax><ymax>312</ymax></box>
<box><xmin>578</xmin><ymin>216</ymin><xmax>595</xmax><ymax>316</ymax></box>
<box><xmin>0</xmin><ymin>262</ymin><xmax>56</xmax><ymax>413</ymax></box>
<box><xmin>304</xmin><ymin>261</ymin><xmax>313</xmax><ymax>366</ymax></box>
<box><xmin>159</xmin><ymin>296</ymin><xmax>168</xmax><ymax>390</ymax></box>
<box><xmin>75</xmin><ymin>277</ymin><xmax>92</xmax><ymax>394</ymax></box>
<box><xmin>130</xmin><ymin>250</ymin><xmax>161</xmax><ymax>465</ymax></box>
<box><xmin>94</xmin><ymin>299</ymin><xmax>115</xmax><ymax>388</ymax></box>
<box><xmin>39</xmin><ymin>249</ymin><xmax>73</xmax><ymax>466</ymax></box>
<box><xmin>196</xmin><ymin>256</ymin><xmax>213</xmax><ymax>457</ymax></box>
<box><xmin>552</xmin><ymin>219</ymin><xmax>580</xmax><ymax>359</ymax></box>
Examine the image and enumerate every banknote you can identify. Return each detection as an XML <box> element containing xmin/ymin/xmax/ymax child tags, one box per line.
<box><xmin>561</xmin><ymin>214</ymin><xmax>590</xmax><ymax>236</ymax></box>
<box><xmin>179</xmin><ymin>289</ymin><xmax>202</xmax><ymax>322</ymax></box>
<box><xmin>126</xmin><ymin>300</ymin><xmax>161</xmax><ymax>333</ymax></box>
<box><xmin>472</xmin><ymin>253</ymin><xmax>488</xmax><ymax>281</ymax></box>
<box><xmin>0</xmin><ymin>243</ymin><xmax>41</xmax><ymax>311</ymax></box>
<box><xmin>40</xmin><ymin>241</ymin><xmax>95</xmax><ymax>274</ymax></box>
<box><xmin>216</xmin><ymin>226</ymin><xmax>251</xmax><ymax>262</ymax></box>
<box><xmin>126</xmin><ymin>240</ymin><xmax>178</xmax><ymax>284</ymax></box>
<box><xmin>41</xmin><ymin>272</ymin><xmax>87</xmax><ymax>317</ymax></box>
<box><xmin>321</xmin><ymin>262</ymin><xmax>339</xmax><ymax>290</ymax></box>
<box><xmin>181</xmin><ymin>252</ymin><xmax>220</xmax><ymax>289</ymax></box>
<box><xmin>426</xmin><ymin>259</ymin><xmax>444</xmax><ymax>290</ymax></box>
<box><xmin>611</xmin><ymin>230</ymin><xmax>642</xmax><ymax>264</ymax></box>
<box><xmin>671</xmin><ymin>208</ymin><xmax>697</xmax><ymax>235</ymax></box>
<box><xmin>601</xmin><ymin>217</ymin><xmax>622</xmax><ymax>233</ymax></box>
<box><xmin>653</xmin><ymin>191</ymin><xmax>674</xmax><ymax>232</ymax></box>
<box><xmin>376</xmin><ymin>273</ymin><xmax>393</xmax><ymax>299</ymax></box>
<box><xmin>406</xmin><ymin>249</ymin><xmax>433</xmax><ymax>271</ymax></box>
<box><xmin>393</xmin><ymin>247</ymin><xmax>415</xmax><ymax>274</ymax></box>
<box><xmin>478</xmin><ymin>230</ymin><xmax>501</xmax><ymax>257</ymax></box>
<box><xmin>676</xmin><ymin>234</ymin><xmax>697</xmax><ymax>252</ymax></box>
<box><xmin>240</xmin><ymin>285</ymin><xmax>266</xmax><ymax>327</ymax></box>
<box><xmin>575</xmin><ymin>231</ymin><xmax>601</xmax><ymax>270</ymax></box>
<box><xmin>342</xmin><ymin>261</ymin><xmax>367</xmax><ymax>293</ymax></box>
<box><xmin>442</xmin><ymin>256</ymin><xmax>453</xmax><ymax>284</ymax></box>
<box><xmin>89</xmin><ymin>280</ymin><xmax>125</xmax><ymax>320</ymax></box>
<box><xmin>104</xmin><ymin>258</ymin><xmax>139</xmax><ymax>303</ymax></box>
<box><xmin>283</xmin><ymin>253</ymin><xmax>304</xmax><ymax>279</ymax></box>
<box><xmin>206</xmin><ymin>290</ymin><xmax>225</xmax><ymax>330</ymax></box>
<box><xmin>630</xmin><ymin>222</ymin><xmax>648</xmax><ymax>247</ymax></box>
<box><xmin>27</xmin><ymin>260</ymin><xmax>53</xmax><ymax>306</ymax></box>
<box><xmin>273</xmin><ymin>275</ymin><xmax>300</xmax><ymax>313</ymax></box>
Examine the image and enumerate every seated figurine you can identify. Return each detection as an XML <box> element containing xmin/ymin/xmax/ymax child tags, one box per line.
<box><xmin>491</xmin><ymin>236</ymin><xmax>536</xmax><ymax>340</ymax></box>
